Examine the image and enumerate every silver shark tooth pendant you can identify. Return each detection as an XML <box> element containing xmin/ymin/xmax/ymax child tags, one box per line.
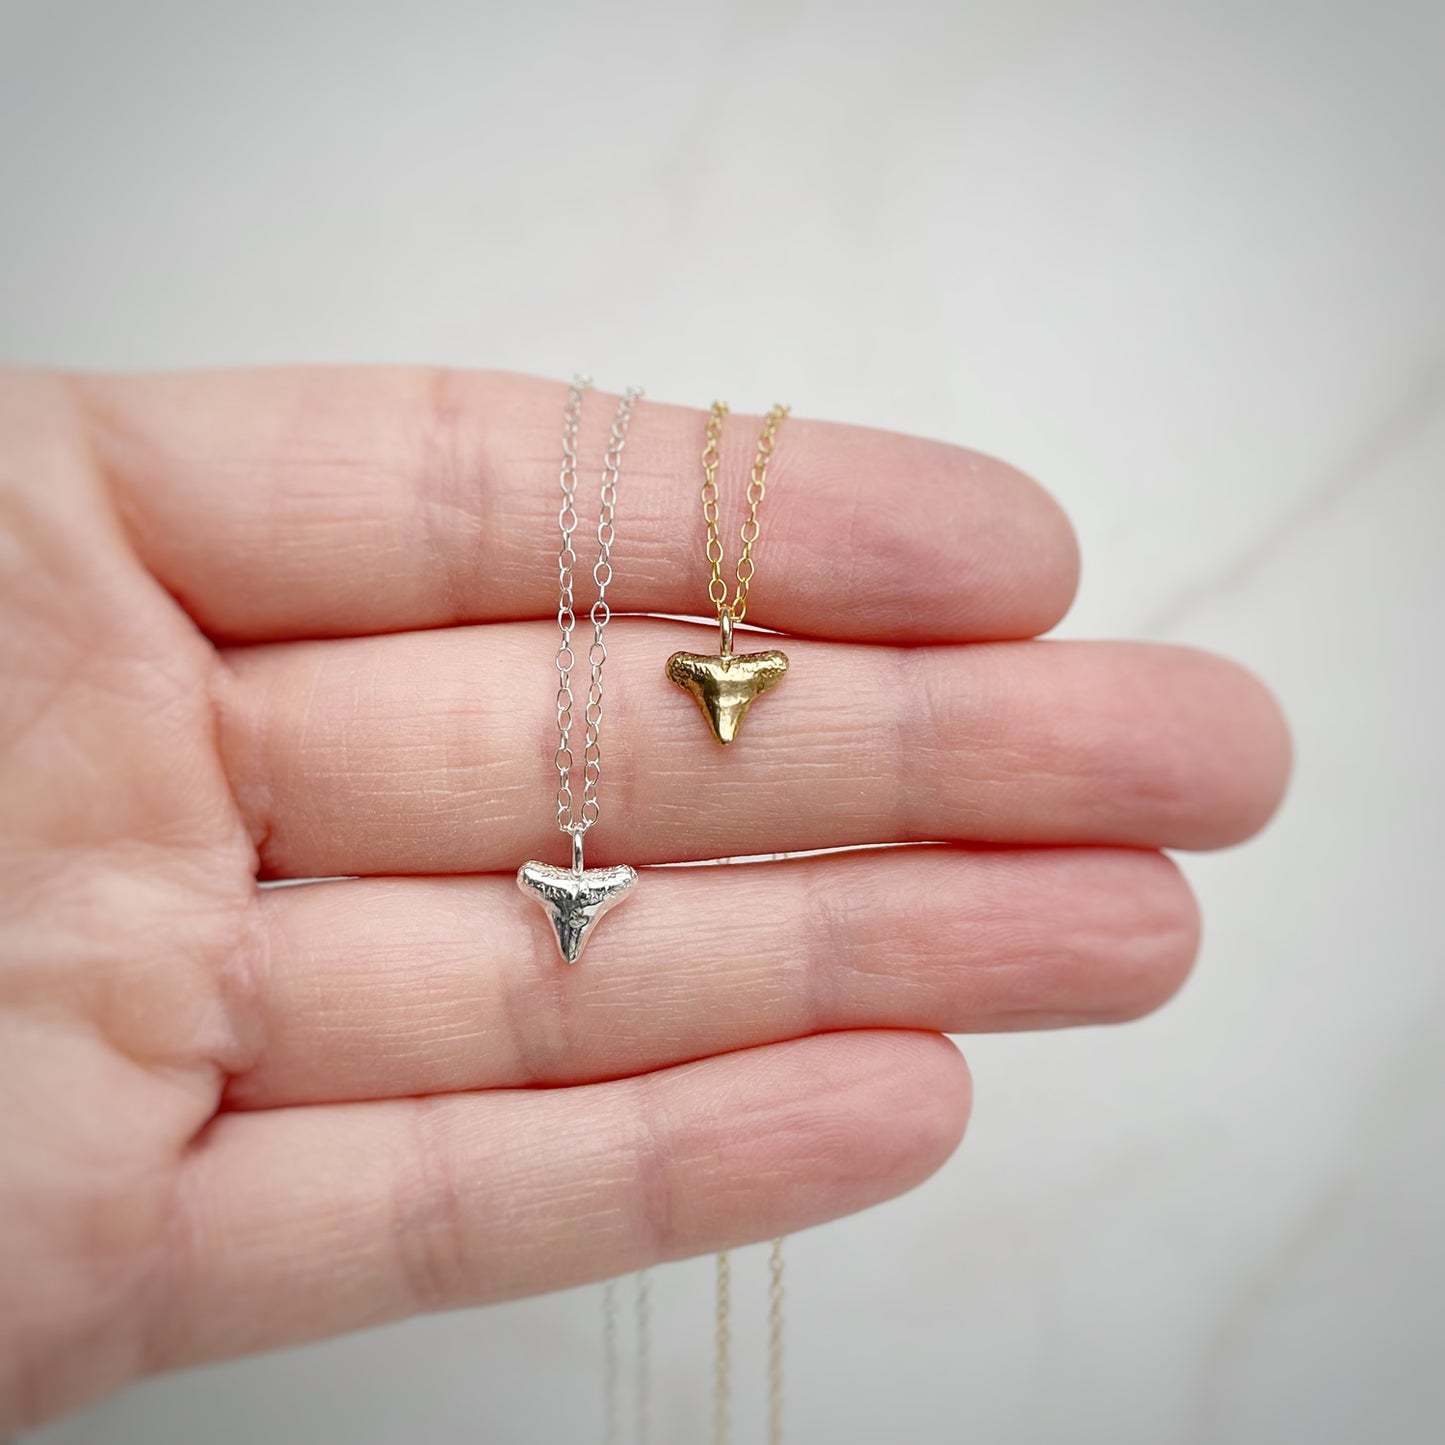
<box><xmin>516</xmin><ymin>832</ymin><xmax>637</xmax><ymax>964</ymax></box>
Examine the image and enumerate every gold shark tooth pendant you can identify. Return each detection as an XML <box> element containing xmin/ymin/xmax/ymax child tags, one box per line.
<box><xmin>666</xmin><ymin>610</ymin><xmax>788</xmax><ymax>746</ymax></box>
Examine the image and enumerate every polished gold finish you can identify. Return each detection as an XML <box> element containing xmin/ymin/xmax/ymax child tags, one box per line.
<box><xmin>672</xmin><ymin>401</ymin><xmax>791</xmax><ymax>743</ymax></box>
<box><xmin>666</xmin><ymin>647</ymin><xmax>789</xmax><ymax>745</ymax></box>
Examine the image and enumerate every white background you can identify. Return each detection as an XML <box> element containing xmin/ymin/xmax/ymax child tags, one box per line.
<box><xmin>4</xmin><ymin>0</ymin><xmax>1443</xmax><ymax>1440</ymax></box>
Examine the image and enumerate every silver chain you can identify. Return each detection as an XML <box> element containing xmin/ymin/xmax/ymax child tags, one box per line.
<box><xmin>602</xmin><ymin>1270</ymin><xmax>653</xmax><ymax>1445</ymax></box>
<box><xmin>635</xmin><ymin>1269</ymin><xmax>653</xmax><ymax>1445</ymax></box>
<box><xmin>603</xmin><ymin>1278</ymin><xmax>621</xmax><ymax>1445</ymax></box>
<box><xmin>554</xmin><ymin>376</ymin><xmax>642</xmax><ymax>840</ymax></box>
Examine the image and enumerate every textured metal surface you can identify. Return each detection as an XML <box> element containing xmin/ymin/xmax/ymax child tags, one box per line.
<box><xmin>665</xmin><ymin>647</ymin><xmax>789</xmax><ymax>746</ymax></box>
<box><xmin>515</xmin><ymin>860</ymin><xmax>638</xmax><ymax>965</ymax></box>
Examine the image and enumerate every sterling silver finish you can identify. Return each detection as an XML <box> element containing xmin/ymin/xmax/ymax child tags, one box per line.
<box><xmin>601</xmin><ymin>1268</ymin><xmax>655</xmax><ymax>1445</ymax></box>
<box><xmin>553</xmin><ymin>378</ymin><xmax>640</xmax><ymax>837</ymax></box>
<box><xmin>515</xmin><ymin>857</ymin><xmax>638</xmax><ymax>965</ymax></box>
<box><xmin>518</xmin><ymin>377</ymin><xmax>643</xmax><ymax>965</ymax></box>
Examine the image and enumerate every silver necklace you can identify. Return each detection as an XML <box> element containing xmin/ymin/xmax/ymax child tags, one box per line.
<box><xmin>603</xmin><ymin>1269</ymin><xmax>653</xmax><ymax>1445</ymax></box>
<box><xmin>516</xmin><ymin>376</ymin><xmax>642</xmax><ymax>963</ymax></box>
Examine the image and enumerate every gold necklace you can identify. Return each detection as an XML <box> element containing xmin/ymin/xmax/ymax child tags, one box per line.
<box><xmin>666</xmin><ymin>402</ymin><xmax>791</xmax><ymax>745</ymax></box>
<box><xmin>713</xmin><ymin>1241</ymin><xmax>786</xmax><ymax>1445</ymax></box>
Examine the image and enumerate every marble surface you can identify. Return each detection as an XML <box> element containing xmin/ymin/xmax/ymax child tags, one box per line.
<box><xmin>5</xmin><ymin>0</ymin><xmax>1443</xmax><ymax>1440</ymax></box>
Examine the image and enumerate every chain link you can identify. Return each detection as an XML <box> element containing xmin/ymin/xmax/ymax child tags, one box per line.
<box><xmin>635</xmin><ymin>1269</ymin><xmax>653</xmax><ymax>1445</ymax></box>
<box><xmin>711</xmin><ymin>1242</ymin><xmax>784</xmax><ymax>1445</ymax></box>
<box><xmin>602</xmin><ymin>1270</ymin><xmax>653</xmax><ymax>1445</ymax></box>
<box><xmin>554</xmin><ymin>377</ymin><xmax>642</xmax><ymax>839</ymax></box>
<box><xmin>767</xmin><ymin>1240</ymin><xmax>785</xmax><ymax>1445</ymax></box>
<box><xmin>713</xmin><ymin>1250</ymin><xmax>732</xmax><ymax>1445</ymax></box>
<box><xmin>700</xmin><ymin>401</ymin><xmax>789</xmax><ymax>625</ymax></box>
<box><xmin>602</xmin><ymin>1277</ymin><xmax>620</xmax><ymax>1445</ymax></box>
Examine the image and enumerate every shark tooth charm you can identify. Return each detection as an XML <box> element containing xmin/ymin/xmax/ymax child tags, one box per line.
<box><xmin>672</xmin><ymin>401</ymin><xmax>792</xmax><ymax>748</ymax></box>
<box><xmin>517</xmin><ymin>833</ymin><xmax>638</xmax><ymax>965</ymax></box>
<box><xmin>667</xmin><ymin>611</ymin><xmax>788</xmax><ymax>745</ymax></box>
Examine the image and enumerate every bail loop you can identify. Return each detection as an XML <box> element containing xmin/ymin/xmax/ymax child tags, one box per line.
<box><xmin>571</xmin><ymin>829</ymin><xmax>585</xmax><ymax>874</ymax></box>
<box><xmin>718</xmin><ymin>607</ymin><xmax>735</xmax><ymax>661</ymax></box>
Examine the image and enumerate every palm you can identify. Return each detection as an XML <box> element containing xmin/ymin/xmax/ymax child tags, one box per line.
<box><xmin>2</xmin><ymin>374</ymin><xmax>257</xmax><ymax>1422</ymax></box>
<box><xmin>0</xmin><ymin>368</ymin><xmax>1289</xmax><ymax>1432</ymax></box>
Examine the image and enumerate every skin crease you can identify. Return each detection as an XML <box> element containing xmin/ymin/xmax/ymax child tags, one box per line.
<box><xmin>0</xmin><ymin>367</ymin><xmax>1291</xmax><ymax>1432</ymax></box>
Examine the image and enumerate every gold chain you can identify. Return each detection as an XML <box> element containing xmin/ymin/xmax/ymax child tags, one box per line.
<box><xmin>767</xmin><ymin>1239</ymin><xmax>785</xmax><ymax>1445</ymax></box>
<box><xmin>712</xmin><ymin>1241</ymin><xmax>785</xmax><ymax>1445</ymax></box>
<box><xmin>701</xmin><ymin>401</ymin><xmax>790</xmax><ymax>625</ymax></box>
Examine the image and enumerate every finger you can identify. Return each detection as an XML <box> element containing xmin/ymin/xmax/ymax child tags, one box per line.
<box><xmin>216</xmin><ymin>626</ymin><xmax>1291</xmax><ymax>878</ymax></box>
<box><xmin>158</xmin><ymin>1031</ymin><xmax>967</xmax><ymax>1366</ymax></box>
<box><xmin>226</xmin><ymin>847</ymin><xmax>1198</xmax><ymax>1109</ymax></box>
<box><xmin>75</xmin><ymin>367</ymin><xmax>1078</xmax><ymax>644</ymax></box>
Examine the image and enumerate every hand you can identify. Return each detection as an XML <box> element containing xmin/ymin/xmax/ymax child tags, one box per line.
<box><xmin>0</xmin><ymin>368</ymin><xmax>1289</xmax><ymax>1429</ymax></box>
